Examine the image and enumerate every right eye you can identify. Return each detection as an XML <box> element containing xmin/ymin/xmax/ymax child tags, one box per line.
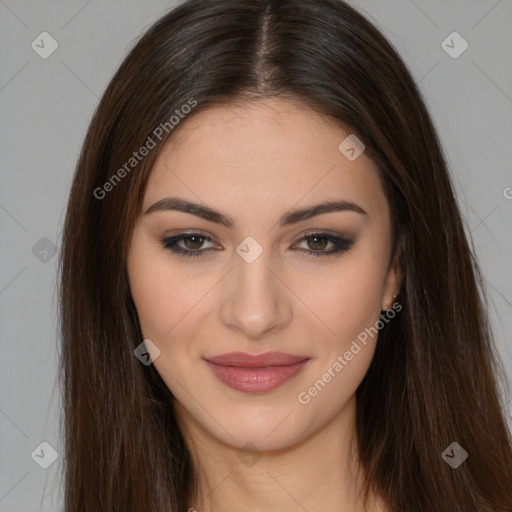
<box><xmin>160</xmin><ymin>233</ymin><xmax>216</xmax><ymax>258</ymax></box>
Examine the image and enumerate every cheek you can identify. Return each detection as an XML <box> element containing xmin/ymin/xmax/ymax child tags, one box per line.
<box><xmin>128</xmin><ymin>266</ymin><xmax>170</xmax><ymax>337</ymax></box>
<box><xmin>127</xmin><ymin>242</ymin><xmax>223</xmax><ymax>390</ymax></box>
<box><xmin>128</xmin><ymin>240</ymin><xmax>179</xmax><ymax>342</ymax></box>
<box><xmin>127</xmin><ymin>233</ymin><xmax>202</xmax><ymax>340</ymax></box>
<box><xmin>294</xmin><ymin>258</ymin><xmax>386</xmax><ymax>422</ymax></box>
<box><xmin>127</xmin><ymin>255</ymin><xmax>200</xmax><ymax>387</ymax></box>
<box><xmin>305</xmin><ymin>253</ymin><xmax>388</xmax><ymax>351</ymax></box>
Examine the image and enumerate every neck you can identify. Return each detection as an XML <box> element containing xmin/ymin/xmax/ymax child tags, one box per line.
<box><xmin>173</xmin><ymin>395</ymin><xmax>386</xmax><ymax>512</ymax></box>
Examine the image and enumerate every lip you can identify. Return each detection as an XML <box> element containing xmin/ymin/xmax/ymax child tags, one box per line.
<box><xmin>204</xmin><ymin>351</ymin><xmax>310</xmax><ymax>393</ymax></box>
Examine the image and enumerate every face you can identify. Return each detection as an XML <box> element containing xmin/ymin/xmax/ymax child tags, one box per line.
<box><xmin>127</xmin><ymin>97</ymin><xmax>400</xmax><ymax>452</ymax></box>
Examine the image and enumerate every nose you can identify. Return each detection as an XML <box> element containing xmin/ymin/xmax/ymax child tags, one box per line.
<box><xmin>219</xmin><ymin>247</ymin><xmax>293</xmax><ymax>340</ymax></box>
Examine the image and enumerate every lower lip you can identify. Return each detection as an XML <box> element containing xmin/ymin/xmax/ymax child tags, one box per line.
<box><xmin>205</xmin><ymin>359</ymin><xmax>310</xmax><ymax>393</ymax></box>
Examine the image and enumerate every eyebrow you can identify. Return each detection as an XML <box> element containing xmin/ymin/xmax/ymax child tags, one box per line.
<box><xmin>144</xmin><ymin>197</ymin><xmax>368</xmax><ymax>227</ymax></box>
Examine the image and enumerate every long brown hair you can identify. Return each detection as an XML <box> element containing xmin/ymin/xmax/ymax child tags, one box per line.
<box><xmin>58</xmin><ymin>0</ymin><xmax>512</xmax><ymax>510</ymax></box>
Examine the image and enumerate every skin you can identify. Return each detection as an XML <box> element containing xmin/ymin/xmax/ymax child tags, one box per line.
<box><xmin>127</xmin><ymin>97</ymin><xmax>400</xmax><ymax>512</ymax></box>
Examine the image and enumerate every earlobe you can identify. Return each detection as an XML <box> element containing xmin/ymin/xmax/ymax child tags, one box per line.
<box><xmin>384</xmin><ymin>293</ymin><xmax>398</xmax><ymax>311</ymax></box>
<box><xmin>383</xmin><ymin>293</ymin><xmax>398</xmax><ymax>312</ymax></box>
<box><xmin>382</xmin><ymin>244</ymin><xmax>402</xmax><ymax>311</ymax></box>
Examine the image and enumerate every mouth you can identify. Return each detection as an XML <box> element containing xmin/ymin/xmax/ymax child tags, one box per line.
<box><xmin>203</xmin><ymin>351</ymin><xmax>310</xmax><ymax>393</ymax></box>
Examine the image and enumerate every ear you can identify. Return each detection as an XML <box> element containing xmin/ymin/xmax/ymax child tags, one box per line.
<box><xmin>381</xmin><ymin>237</ymin><xmax>402</xmax><ymax>311</ymax></box>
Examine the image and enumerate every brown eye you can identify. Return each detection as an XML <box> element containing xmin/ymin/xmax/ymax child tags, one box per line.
<box><xmin>161</xmin><ymin>233</ymin><xmax>215</xmax><ymax>257</ymax></box>
<box><xmin>182</xmin><ymin>235</ymin><xmax>206</xmax><ymax>250</ymax></box>
<box><xmin>294</xmin><ymin>233</ymin><xmax>354</xmax><ymax>257</ymax></box>
<box><xmin>305</xmin><ymin>234</ymin><xmax>329</xmax><ymax>251</ymax></box>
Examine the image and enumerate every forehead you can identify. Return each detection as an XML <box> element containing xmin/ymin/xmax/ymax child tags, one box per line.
<box><xmin>143</xmin><ymin>97</ymin><xmax>388</xmax><ymax>221</ymax></box>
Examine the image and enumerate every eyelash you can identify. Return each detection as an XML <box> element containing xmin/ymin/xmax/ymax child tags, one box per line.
<box><xmin>160</xmin><ymin>232</ymin><xmax>354</xmax><ymax>258</ymax></box>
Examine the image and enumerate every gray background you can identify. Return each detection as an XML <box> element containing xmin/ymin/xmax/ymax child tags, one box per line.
<box><xmin>1</xmin><ymin>0</ymin><xmax>511</xmax><ymax>510</ymax></box>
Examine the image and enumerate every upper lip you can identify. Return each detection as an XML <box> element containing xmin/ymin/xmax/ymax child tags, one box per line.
<box><xmin>204</xmin><ymin>351</ymin><xmax>309</xmax><ymax>368</ymax></box>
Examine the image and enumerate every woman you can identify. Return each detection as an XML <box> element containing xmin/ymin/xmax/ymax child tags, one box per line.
<box><xmin>58</xmin><ymin>0</ymin><xmax>512</xmax><ymax>510</ymax></box>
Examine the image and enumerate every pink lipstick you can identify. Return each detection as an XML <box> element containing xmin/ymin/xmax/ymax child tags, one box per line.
<box><xmin>204</xmin><ymin>351</ymin><xmax>310</xmax><ymax>393</ymax></box>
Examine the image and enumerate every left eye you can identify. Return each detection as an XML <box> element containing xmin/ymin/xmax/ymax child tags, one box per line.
<box><xmin>160</xmin><ymin>232</ymin><xmax>354</xmax><ymax>258</ymax></box>
<box><xmin>293</xmin><ymin>233</ymin><xmax>354</xmax><ymax>257</ymax></box>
